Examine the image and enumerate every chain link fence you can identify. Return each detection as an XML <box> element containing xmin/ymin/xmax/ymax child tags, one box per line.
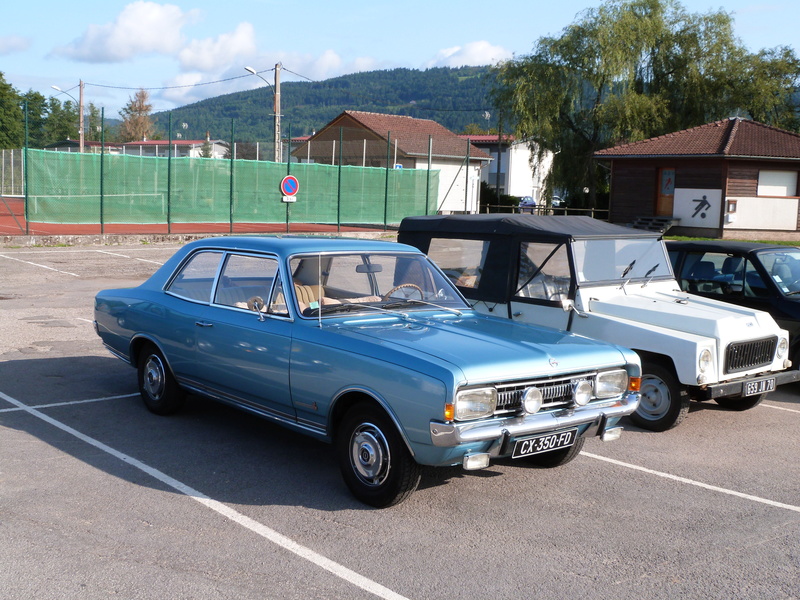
<box><xmin>1</xmin><ymin>109</ymin><xmax>492</xmax><ymax>236</ymax></box>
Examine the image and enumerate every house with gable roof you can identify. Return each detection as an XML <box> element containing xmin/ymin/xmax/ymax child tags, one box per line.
<box><xmin>595</xmin><ymin>117</ymin><xmax>800</xmax><ymax>240</ymax></box>
<box><xmin>293</xmin><ymin>110</ymin><xmax>491</xmax><ymax>214</ymax></box>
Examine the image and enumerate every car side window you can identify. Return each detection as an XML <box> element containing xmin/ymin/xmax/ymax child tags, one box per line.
<box><xmin>515</xmin><ymin>242</ymin><xmax>571</xmax><ymax>302</ymax></box>
<box><xmin>426</xmin><ymin>238</ymin><xmax>489</xmax><ymax>289</ymax></box>
<box><xmin>166</xmin><ymin>251</ymin><xmax>223</xmax><ymax>302</ymax></box>
<box><xmin>214</xmin><ymin>253</ymin><xmax>280</xmax><ymax>313</ymax></box>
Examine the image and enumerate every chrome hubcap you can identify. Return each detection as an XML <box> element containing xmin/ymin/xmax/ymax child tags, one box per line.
<box><xmin>143</xmin><ymin>355</ymin><xmax>166</xmax><ymax>400</ymax></box>
<box><xmin>350</xmin><ymin>423</ymin><xmax>390</xmax><ymax>486</ymax></box>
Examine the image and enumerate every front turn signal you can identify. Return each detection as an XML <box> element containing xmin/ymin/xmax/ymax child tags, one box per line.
<box><xmin>628</xmin><ymin>377</ymin><xmax>641</xmax><ymax>392</ymax></box>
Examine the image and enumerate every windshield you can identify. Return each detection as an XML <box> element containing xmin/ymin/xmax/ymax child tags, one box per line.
<box><xmin>758</xmin><ymin>249</ymin><xmax>800</xmax><ymax>295</ymax></box>
<box><xmin>573</xmin><ymin>238</ymin><xmax>673</xmax><ymax>284</ymax></box>
<box><xmin>289</xmin><ymin>252</ymin><xmax>470</xmax><ymax>317</ymax></box>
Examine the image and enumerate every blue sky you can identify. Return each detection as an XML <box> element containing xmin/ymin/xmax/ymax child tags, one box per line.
<box><xmin>2</xmin><ymin>0</ymin><xmax>797</xmax><ymax>116</ymax></box>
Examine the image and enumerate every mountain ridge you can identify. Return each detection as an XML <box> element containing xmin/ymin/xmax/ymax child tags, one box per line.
<box><xmin>151</xmin><ymin>66</ymin><xmax>496</xmax><ymax>142</ymax></box>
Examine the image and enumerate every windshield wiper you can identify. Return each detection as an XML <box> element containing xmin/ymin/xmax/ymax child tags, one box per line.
<box><xmin>620</xmin><ymin>260</ymin><xmax>636</xmax><ymax>278</ymax></box>
<box><xmin>382</xmin><ymin>298</ymin><xmax>464</xmax><ymax>315</ymax></box>
<box><xmin>307</xmin><ymin>302</ymin><xmax>409</xmax><ymax>318</ymax></box>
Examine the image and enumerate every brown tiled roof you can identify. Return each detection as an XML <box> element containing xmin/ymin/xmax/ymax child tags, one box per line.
<box><xmin>594</xmin><ymin>118</ymin><xmax>800</xmax><ymax>160</ymax></box>
<box><xmin>317</xmin><ymin>110</ymin><xmax>490</xmax><ymax>161</ymax></box>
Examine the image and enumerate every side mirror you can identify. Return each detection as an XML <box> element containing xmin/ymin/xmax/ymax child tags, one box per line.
<box><xmin>561</xmin><ymin>298</ymin><xmax>574</xmax><ymax>312</ymax></box>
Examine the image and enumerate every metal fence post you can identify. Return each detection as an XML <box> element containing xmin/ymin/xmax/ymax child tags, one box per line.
<box><xmin>100</xmin><ymin>108</ymin><xmax>105</xmax><ymax>234</ymax></box>
<box><xmin>167</xmin><ymin>113</ymin><xmax>172</xmax><ymax>233</ymax></box>
<box><xmin>23</xmin><ymin>101</ymin><xmax>29</xmax><ymax>235</ymax></box>
<box><xmin>337</xmin><ymin>127</ymin><xmax>342</xmax><ymax>232</ymax></box>
<box><xmin>229</xmin><ymin>118</ymin><xmax>235</xmax><ymax>233</ymax></box>
<box><xmin>384</xmin><ymin>131</ymin><xmax>391</xmax><ymax>229</ymax></box>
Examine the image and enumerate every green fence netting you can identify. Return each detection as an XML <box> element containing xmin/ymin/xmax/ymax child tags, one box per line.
<box><xmin>25</xmin><ymin>149</ymin><xmax>438</xmax><ymax>227</ymax></box>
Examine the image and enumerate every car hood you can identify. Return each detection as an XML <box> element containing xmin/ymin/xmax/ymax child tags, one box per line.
<box><xmin>588</xmin><ymin>288</ymin><xmax>778</xmax><ymax>338</ymax></box>
<box><xmin>331</xmin><ymin>313</ymin><xmax>632</xmax><ymax>384</ymax></box>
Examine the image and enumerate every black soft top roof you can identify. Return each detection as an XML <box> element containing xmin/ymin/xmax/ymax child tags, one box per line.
<box><xmin>399</xmin><ymin>214</ymin><xmax>660</xmax><ymax>241</ymax></box>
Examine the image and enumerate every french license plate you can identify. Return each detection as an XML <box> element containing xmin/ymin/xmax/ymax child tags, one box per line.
<box><xmin>744</xmin><ymin>377</ymin><xmax>775</xmax><ymax>396</ymax></box>
<box><xmin>512</xmin><ymin>429</ymin><xmax>577</xmax><ymax>459</ymax></box>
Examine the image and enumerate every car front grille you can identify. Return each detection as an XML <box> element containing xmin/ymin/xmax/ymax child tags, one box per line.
<box><xmin>725</xmin><ymin>336</ymin><xmax>777</xmax><ymax>373</ymax></box>
<box><xmin>495</xmin><ymin>373</ymin><xmax>593</xmax><ymax>414</ymax></box>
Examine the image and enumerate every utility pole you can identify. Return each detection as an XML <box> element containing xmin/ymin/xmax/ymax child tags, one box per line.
<box><xmin>78</xmin><ymin>80</ymin><xmax>85</xmax><ymax>153</ymax></box>
<box><xmin>274</xmin><ymin>63</ymin><xmax>282</xmax><ymax>163</ymax></box>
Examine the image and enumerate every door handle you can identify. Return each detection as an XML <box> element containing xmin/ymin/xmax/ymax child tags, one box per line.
<box><xmin>195</xmin><ymin>321</ymin><xmax>214</xmax><ymax>327</ymax></box>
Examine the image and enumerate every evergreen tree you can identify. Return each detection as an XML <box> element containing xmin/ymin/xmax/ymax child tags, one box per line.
<box><xmin>0</xmin><ymin>72</ymin><xmax>24</xmax><ymax>148</ymax></box>
<box><xmin>119</xmin><ymin>89</ymin><xmax>155</xmax><ymax>142</ymax></box>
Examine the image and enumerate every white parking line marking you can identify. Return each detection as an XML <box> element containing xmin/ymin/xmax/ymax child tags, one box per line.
<box><xmin>761</xmin><ymin>402</ymin><xmax>800</xmax><ymax>414</ymax></box>
<box><xmin>582</xmin><ymin>451</ymin><xmax>800</xmax><ymax>513</ymax></box>
<box><xmin>0</xmin><ymin>394</ymin><xmax>138</xmax><ymax>413</ymax></box>
<box><xmin>0</xmin><ymin>254</ymin><xmax>80</xmax><ymax>277</ymax></box>
<box><xmin>96</xmin><ymin>250</ymin><xmax>164</xmax><ymax>265</ymax></box>
<box><xmin>0</xmin><ymin>390</ymin><xmax>410</xmax><ymax>600</ymax></box>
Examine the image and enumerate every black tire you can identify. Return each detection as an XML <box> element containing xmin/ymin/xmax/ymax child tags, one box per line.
<box><xmin>524</xmin><ymin>435</ymin><xmax>585</xmax><ymax>468</ymax></box>
<box><xmin>629</xmin><ymin>362</ymin><xmax>690</xmax><ymax>431</ymax></box>
<box><xmin>137</xmin><ymin>344</ymin><xmax>185</xmax><ymax>415</ymax></box>
<box><xmin>714</xmin><ymin>393</ymin><xmax>765</xmax><ymax>411</ymax></box>
<box><xmin>336</xmin><ymin>403</ymin><xmax>421</xmax><ymax>508</ymax></box>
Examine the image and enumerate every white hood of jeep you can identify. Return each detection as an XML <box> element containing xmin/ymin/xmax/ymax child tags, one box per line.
<box><xmin>586</xmin><ymin>287</ymin><xmax>779</xmax><ymax>339</ymax></box>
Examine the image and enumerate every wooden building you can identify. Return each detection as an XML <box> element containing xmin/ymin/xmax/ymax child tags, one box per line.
<box><xmin>595</xmin><ymin>118</ymin><xmax>800</xmax><ymax>240</ymax></box>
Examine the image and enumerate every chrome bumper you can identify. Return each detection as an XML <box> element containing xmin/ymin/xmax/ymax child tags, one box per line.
<box><xmin>429</xmin><ymin>392</ymin><xmax>640</xmax><ymax>448</ymax></box>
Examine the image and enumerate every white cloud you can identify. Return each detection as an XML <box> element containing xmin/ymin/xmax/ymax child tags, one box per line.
<box><xmin>0</xmin><ymin>35</ymin><xmax>30</xmax><ymax>55</ymax></box>
<box><xmin>424</xmin><ymin>41</ymin><xmax>512</xmax><ymax>68</ymax></box>
<box><xmin>178</xmin><ymin>22</ymin><xmax>257</xmax><ymax>72</ymax></box>
<box><xmin>52</xmin><ymin>1</ymin><xmax>201</xmax><ymax>63</ymax></box>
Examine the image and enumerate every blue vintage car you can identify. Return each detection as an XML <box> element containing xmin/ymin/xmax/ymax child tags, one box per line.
<box><xmin>94</xmin><ymin>236</ymin><xmax>641</xmax><ymax>507</ymax></box>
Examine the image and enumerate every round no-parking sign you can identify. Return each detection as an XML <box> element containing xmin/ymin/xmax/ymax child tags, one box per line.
<box><xmin>280</xmin><ymin>175</ymin><xmax>299</xmax><ymax>196</ymax></box>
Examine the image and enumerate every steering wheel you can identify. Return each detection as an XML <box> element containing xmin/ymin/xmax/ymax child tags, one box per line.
<box><xmin>382</xmin><ymin>283</ymin><xmax>423</xmax><ymax>300</ymax></box>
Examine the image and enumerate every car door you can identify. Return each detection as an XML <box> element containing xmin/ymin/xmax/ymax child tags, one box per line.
<box><xmin>193</xmin><ymin>252</ymin><xmax>295</xmax><ymax>420</ymax></box>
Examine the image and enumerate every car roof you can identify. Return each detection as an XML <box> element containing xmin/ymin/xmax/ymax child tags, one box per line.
<box><xmin>665</xmin><ymin>240</ymin><xmax>796</xmax><ymax>254</ymax></box>
<box><xmin>399</xmin><ymin>214</ymin><xmax>660</xmax><ymax>241</ymax></box>
<box><xmin>180</xmin><ymin>235</ymin><xmax>419</xmax><ymax>258</ymax></box>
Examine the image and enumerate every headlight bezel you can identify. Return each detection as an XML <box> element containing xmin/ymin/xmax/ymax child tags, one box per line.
<box><xmin>594</xmin><ymin>368</ymin><xmax>629</xmax><ymax>399</ymax></box>
<box><xmin>698</xmin><ymin>348</ymin><xmax>713</xmax><ymax>373</ymax></box>
<box><xmin>452</xmin><ymin>386</ymin><xmax>497</xmax><ymax>421</ymax></box>
<box><xmin>777</xmin><ymin>337</ymin><xmax>789</xmax><ymax>359</ymax></box>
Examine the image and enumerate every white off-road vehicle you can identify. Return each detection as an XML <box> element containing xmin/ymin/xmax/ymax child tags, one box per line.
<box><xmin>399</xmin><ymin>214</ymin><xmax>800</xmax><ymax>431</ymax></box>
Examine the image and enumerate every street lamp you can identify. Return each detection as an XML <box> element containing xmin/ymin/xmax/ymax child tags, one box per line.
<box><xmin>245</xmin><ymin>65</ymin><xmax>282</xmax><ymax>162</ymax></box>
<box><xmin>51</xmin><ymin>80</ymin><xmax>84</xmax><ymax>153</ymax></box>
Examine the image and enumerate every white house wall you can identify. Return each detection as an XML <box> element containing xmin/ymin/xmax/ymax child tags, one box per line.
<box><xmin>723</xmin><ymin>195</ymin><xmax>800</xmax><ymax>230</ymax></box>
<box><xmin>425</xmin><ymin>159</ymin><xmax>482</xmax><ymax>213</ymax></box>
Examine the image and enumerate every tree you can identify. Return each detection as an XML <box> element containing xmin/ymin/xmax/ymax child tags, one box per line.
<box><xmin>119</xmin><ymin>89</ymin><xmax>155</xmax><ymax>142</ymax></box>
<box><xmin>85</xmin><ymin>103</ymin><xmax>103</xmax><ymax>143</ymax></box>
<box><xmin>491</xmin><ymin>0</ymin><xmax>800</xmax><ymax>208</ymax></box>
<box><xmin>0</xmin><ymin>72</ymin><xmax>23</xmax><ymax>148</ymax></box>
<box><xmin>43</xmin><ymin>97</ymin><xmax>78</xmax><ymax>144</ymax></box>
<box><xmin>21</xmin><ymin>90</ymin><xmax>48</xmax><ymax>148</ymax></box>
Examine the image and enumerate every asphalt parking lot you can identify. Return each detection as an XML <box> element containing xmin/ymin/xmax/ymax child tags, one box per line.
<box><xmin>1</xmin><ymin>240</ymin><xmax>798</xmax><ymax>600</ymax></box>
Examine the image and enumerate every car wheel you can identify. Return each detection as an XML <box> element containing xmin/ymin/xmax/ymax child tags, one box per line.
<box><xmin>714</xmin><ymin>394</ymin><xmax>765</xmax><ymax>411</ymax></box>
<box><xmin>336</xmin><ymin>403</ymin><xmax>421</xmax><ymax>508</ymax></box>
<box><xmin>523</xmin><ymin>435</ymin><xmax>585</xmax><ymax>468</ymax></box>
<box><xmin>137</xmin><ymin>344</ymin><xmax>185</xmax><ymax>415</ymax></box>
<box><xmin>629</xmin><ymin>362</ymin><xmax>690</xmax><ymax>431</ymax></box>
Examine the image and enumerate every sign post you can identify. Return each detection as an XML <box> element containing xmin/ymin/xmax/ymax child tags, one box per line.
<box><xmin>280</xmin><ymin>175</ymin><xmax>299</xmax><ymax>203</ymax></box>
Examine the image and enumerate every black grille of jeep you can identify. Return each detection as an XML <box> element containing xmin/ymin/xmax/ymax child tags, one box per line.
<box><xmin>725</xmin><ymin>336</ymin><xmax>777</xmax><ymax>373</ymax></box>
<box><xmin>494</xmin><ymin>373</ymin><xmax>593</xmax><ymax>414</ymax></box>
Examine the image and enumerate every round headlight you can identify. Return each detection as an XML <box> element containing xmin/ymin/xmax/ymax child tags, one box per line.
<box><xmin>572</xmin><ymin>380</ymin><xmax>593</xmax><ymax>406</ymax></box>
<box><xmin>777</xmin><ymin>337</ymin><xmax>789</xmax><ymax>359</ymax></box>
<box><xmin>698</xmin><ymin>349</ymin><xmax>712</xmax><ymax>373</ymax></box>
<box><xmin>522</xmin><ymin>387</ymin><xmax>543</xmax><ymax>414</ymax></box>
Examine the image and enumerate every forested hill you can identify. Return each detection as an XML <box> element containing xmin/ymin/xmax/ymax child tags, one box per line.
<box><xmin>152</xmin><ymin>66</ymin><xmax>496</xmax><ymax>141</ymax></box>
